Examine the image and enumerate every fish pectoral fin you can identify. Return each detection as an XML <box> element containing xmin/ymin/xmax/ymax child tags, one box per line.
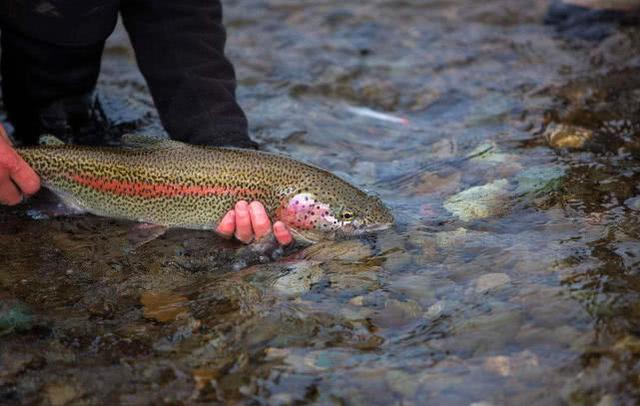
<box><xmin>290</xmin><ymin>228</ymin><xmax>322</xmax><ymax>245</ymax></box>
<box><xmin>125</xmin><ymin>223</ymin><xmax>168</xmax><ymax>253</ymax></box>
<box><xmin>120</xmin><ymin>133</ymin><xmax>185</xmax><ymax>149</ymax></box>
<box><xmin>39</xmin><ymin>134</ymin><xmax>65</xmax><ymax>146</ymax></box>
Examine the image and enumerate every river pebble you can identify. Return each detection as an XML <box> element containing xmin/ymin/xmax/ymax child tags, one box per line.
<box><xmin>482</xmin><ymin>350</ymin><xmax>539</xmax><ymax>377</ymax></box>
<box><xmin>386</xmin><ymin>369</ymin><xmax>420</xmax><ymax>398</ymax></box>
<box><xmin>45</xmin><ymin>382</ymin><xmax>79</xmax><ymax>406</ymax></box>
<box><xmin>514</xmin><ymin>166</ymin><xmax>565</xmax><ymax>196</ymax></box>
<box><xmin>475</xmin><ymin>273</ymin><xmax>511</xmax><ymax>293</ymax></box>
<box><xmin>271</xmin><ymin>261</ymin><xmax>324</xmax><ymax>296</ymax></box>
<box><xmin>371</xmin><ymin>299</ymin><xmax>423</xmax><ymax>329</ymax></box>
<box><xmin>545</xmin><ymin>123</ymin><xmax>593</xmax><ymax>149</ymax></box>
<box><xmin>140</xmin><ymin>291</ymin><xmax>190</xmax><ymax>323</ymax></box>
<box><xmin>0</xmin><ymin>300</ymin><xmax>33</xmax><ymax>335</ymax></box>
<box><xmin>301</xmin><ymin>240</ymin><xmax>373</xmax><ymax>262</ymax></box>
<box><xmin>444</xmin><ymin>179</ymin><xmax>510</xmax><ymax>221</ymax></box>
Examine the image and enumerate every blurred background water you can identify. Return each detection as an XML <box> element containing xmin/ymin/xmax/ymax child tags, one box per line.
<box><xmin>2</xmin><ymin>0</ymin><xmax>640</xmax><ymax>404</ymax></box>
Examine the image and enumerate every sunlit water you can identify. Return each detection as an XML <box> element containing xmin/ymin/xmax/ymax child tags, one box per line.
<box><xmin>2</xmin><ymin>0</ymin><xmax>640</xmax><ymax>404</ymax></box>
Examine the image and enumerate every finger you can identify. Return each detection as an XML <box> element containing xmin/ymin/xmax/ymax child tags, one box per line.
<box><xmin>273</xmin><ymin>221</ymin><xmax>293</xmax><ymax>246</ymax></box>
<box><xmin>0</xmin><ymin>124</ymin><xmax>10</xmax><ymax>144</ymax></box>
<box><xmin>234</xmin><ymin>200</ymin><xmax>253</xmax><ymax>243</ymax></box>
<box><xmin>0</xmin><ymin>175</ymin><xmax>22</xmax><ymax>206</ymax></box>
<box><xmin>0</xmin><ymin>142</ymin><xmax>40</xmax><ymax>196</ymax></box>
<box><xmin>10</xmin><ymin>158</ymin><xmax>40</xmax><ymax>196</ymax></box>
<box><xmin>215</xmin><ymin>210</ymin><xmax>236</xmax><ymax>238</ymax></box>
<box><xmin>249</xmin><ymin>201</ymin><xmax>272</xmax><ymax>240</ymax></box>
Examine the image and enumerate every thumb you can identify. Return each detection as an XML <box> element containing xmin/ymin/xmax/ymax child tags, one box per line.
<box><xmin>0</xmin><ymin>123</ymin><xmax>12</xmax><ymax>145</ymax></box>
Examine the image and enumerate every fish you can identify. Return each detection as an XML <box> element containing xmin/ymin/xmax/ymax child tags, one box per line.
<box><xmin>16</xmin><ymin>135</ymin><xmax>393</xmax><ymax>242</ymax></box>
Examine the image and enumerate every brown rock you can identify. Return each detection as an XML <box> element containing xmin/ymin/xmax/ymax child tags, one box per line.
<box><xmin>140</xmin><ymin>291</ymin><xmax>189</xmax><ymax>322</ymax></box>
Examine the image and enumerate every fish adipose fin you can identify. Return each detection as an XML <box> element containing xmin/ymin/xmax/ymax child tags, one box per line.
<box><xmin>121</xmin><ymin>134</ymin><xmax>185</xmax><ymax>149</ymax></box>
<box><xmin>39</xmin><ymin>135</ymin><xmax>66</xmax><ymax>146</ymax></box>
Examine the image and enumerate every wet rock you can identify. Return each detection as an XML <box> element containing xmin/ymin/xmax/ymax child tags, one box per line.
<box><xmin>424</xmin><ymin>300</ymin><xmax>446</xmax><ymax>319</ymax></box>
<box><xmin>352</xmin><ymin>160</ymin><xmax>378</xmax><ymax>183</ymax></box>
<box><xmin>349</xmin><ymin>296</ymin><xmax>365</xmax><ymax>306</ymax></box>
<box><xmin>267</xmin><ymin>348</ymin><xmax>355</xmax><ymax>374</ymax></box>
<box><xmin>430</xmin><ymin>139</ymin><xmax>458</xmax><ymax>159</ymax></box>
<box><xmin>514</xmin><ymin>286</ymin><xmax>588</xmax><ymax>328</ymax></box>
<box><xmin>559</xmin><ymin>357</ymin><xmax>620</xmax><ymax>405</ymax></box>
<box><xmin>327</xmin><ymin>267</ymin><xmax>381</xmax><ymax>292</ymax></box>
<box><xmin>340</xmin><ymin>304</ymin><xmax>374</xmax><ymax>321</ymax></box>
<box><xmin>475</xmin><ymin>273</ymin><xmax>511</xmax><ymax>293</ymax></box>
<box><xmin>140</xmin><ymin>291</ymin><xmax>190</xmax><ymax>322</ymax></box>
<box><xmin>300</xmin><ymin>240</ymin><xmax>373</xmax><ymax>262</ymax></box>
<box><xmin>192</xmin><ymin>368</ymin><xmax>222</xmax><ymax>402</ymax></box>
<box><xmin>380</xmin><ymin>249</ymin><xmax>414</xmax><ymax>273</ymax></box>
<box><xmin>45</xmin><ymin>382</ymin><xmax>78</xmax><ymax>406</ymax></box>
<box><xmin>515</xmin><ymin>324</ymin><xmax>590</xmax><ymax>350</ymax></box>
<box><xmin>0</xmin><ymin>300</ymin><xmax>33</xmax><ymax>335</ymax></box>
<box><xmin>444</xmin><ymin>179</ymin><xmax>510</xmax><ymax>221</ymax></box>
<box><xmin>87</xmin><ymin>300</ymin><xmax>116</xmax><ymax>319</ymax></box>
<box><xmin>483</xmin><ymin>350</ymin><xmax>539</xmax><ymax>377</ymax></box>
<box><xmin>386</xmin><ymin>369</ymin><xmax>420</xmax><ymax>398</ymax></box>
<box><xmin>412</xmin><ymin>171</ymin><xmax>461</xmax><ymax>196</ymax></box>
<box><xmin>514</xmin><ymin>166</ymin><xmax>565</xmax><ymax>196</ymax></box>
<box><xmin>623</xmin><ymin>195</ymin><xmax>640</xmax><ymax>210</ymax></box>
<box><xmin>453</xmin><ymin>306</ymin><xmax>523</xmax><ymax>354</ymax></box>
<box><xmin>612</xmin><ymin>335</ymin><xmax>640</xmax><ymax>354</ymax></box>
<box><xmin>371</xmin><ymin>299</ymin><xmax>423</xmax><ymax>329</ymax></box>
<box><xmin>468</xmin><ymin>142</ymin><xmax>518</xmax><ymax>164</ymax></box>
<box><xmin>389</xmin><ymin>274</ymin><xmax>437</xmax><ymax>304</ymax></box>
<box><xmin>0</xmin><ymin>352</ymin><xmax>46</xmax><ymax>383</ymax></box>
<box><xmin>272</xmin><ymin>262</ymin><xmax>324</xmax><ymax>295</ymax></box>
<box><xmin>545</xmin><ymin>123</ymin><xmax>593</xmax><ymax>149</ymax></box>
<box><xmin>434</xmin><ymin>227</ymin><xmax>471</xmax><ymax>248</ymax></box>
<box><xmin>596</xmin><ymin>394</ymin><xmax>616</xmax><ymax>406</ymax></box>
<box><xmin>42</xmin><ymin>340</ymin><xmax>77</xmax><ymax>364</ymax></box>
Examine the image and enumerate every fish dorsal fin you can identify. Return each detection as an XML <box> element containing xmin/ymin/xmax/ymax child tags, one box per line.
<box><xmin>39</xmin><ymin>134</ymin><xmax>65</xmax><ymax>146</ymax></box>
<box><xmin>120</xmin><ymin>133</ymin><xmax>185</xmax><ymax>149</ymax></box>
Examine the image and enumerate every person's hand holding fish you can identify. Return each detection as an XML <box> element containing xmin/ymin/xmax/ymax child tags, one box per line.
<box><xmin>0</xmin><ymin>123</ymin><xmax>40</xmax><ymax>205</ymax></box>
<box><xmin>216</xmin><ymin>200</ymin><xmax>293</xmax><ymax>245</ymax></box>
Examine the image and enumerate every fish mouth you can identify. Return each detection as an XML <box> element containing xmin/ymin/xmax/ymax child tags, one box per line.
<box><xmin>339</xmin><ymin>222</ymin><xmax>393</xmax><ymax>236</ymax></box>
<box><xmin>361</xmin><ymin>223</ymin><xmax>393</xmax><ymax>233</ymax></box>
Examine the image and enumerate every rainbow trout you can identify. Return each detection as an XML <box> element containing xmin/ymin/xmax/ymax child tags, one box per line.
<box><xmin>16</xmin><ymin>135</ymin><xmax>393</xmax><ymax>240</ymax></box>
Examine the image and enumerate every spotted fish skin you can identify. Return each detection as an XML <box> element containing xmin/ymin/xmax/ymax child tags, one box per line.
<box><xmin>16</xmin><ymin>137</ymin><xmax>393</xmax><ymax>236</ymax></box>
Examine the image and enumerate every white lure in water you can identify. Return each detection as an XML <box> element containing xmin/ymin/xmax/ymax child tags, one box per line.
<box><xmin>345</xmin><ymin>105</ymin><xmax>410</xmax><ymax>125</ymax></box>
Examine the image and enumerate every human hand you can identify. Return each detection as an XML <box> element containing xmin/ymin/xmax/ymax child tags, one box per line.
<box><xmin>216</xmin><ymin>201</ymin><xmax>293</xmax><ymax>245</ymax></box>
<box><xmin>0</xmin><ymin>124</ymin><xmax>40</xmax><ymax>205</ymax></box>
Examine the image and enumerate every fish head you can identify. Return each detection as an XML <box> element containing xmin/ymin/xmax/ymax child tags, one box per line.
<box><xmin>276</xmin><ymin>187</ymin><xmax>394</xmax><ymax>240</ymax></box>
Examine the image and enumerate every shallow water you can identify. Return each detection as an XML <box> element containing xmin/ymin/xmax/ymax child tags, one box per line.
<box><xmin>2</xmin><ymin>0</ymin><xmax>640</xmax><ymax>404</ymax></box>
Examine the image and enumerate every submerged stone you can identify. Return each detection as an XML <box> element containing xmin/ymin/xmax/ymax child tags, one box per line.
<box><xmin>0</xmin><ymin>301</ymin><xmax>33</xmax><ymax>336</ymax></box>
<box><xmin>272</xmin><ymin>262</ymin><xmax>324</xmax><ymax>296</ymax></box>
<box><xmin>545</xmin><ymin>123</ymin><xmax>593</xmax><ymax>149</ymax></box>
<box><xmin>515</xmin><ymin>166</ymin><xmax>565</xmax><ymax>196</ymax></box>
<box><xmin>45</xmin><ymin>382</ymin><xmax>79</xmax><ymax>406</ymax></box>
<box><xmin>386</xmin><ymin>369</ymin><xmax>421</xmax><ymax>398</ymax></box>
<box><xmin>444</xmin><ymin>179</ymin><xmax>510</xmax><ymax>221</ymax></box>
<box><xmin>140</xmin><ymin>291</ymin><xmax>190</xmax><ymax>323</ymax></box>
<box><xmin>475</xmin><ymin>273</ymin><xmax>511</xmax><ymax>293</ymax></box>
<box><xmin>468</xmin><ymin>142</ymin><xmax>516</xmax><ymax>164</ymax></box>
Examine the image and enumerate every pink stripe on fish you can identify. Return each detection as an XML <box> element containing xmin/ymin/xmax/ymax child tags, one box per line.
<box><xmin>67</xmin><ymin>173</ymin><xmax>263</xmax><ymax>198</ymax></box>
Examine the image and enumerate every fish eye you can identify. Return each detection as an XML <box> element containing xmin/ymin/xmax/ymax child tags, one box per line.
<box><xmin>341</xmin><ymin>209</ymin><xmax>355</xmax><ymax>222</ymax></box>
